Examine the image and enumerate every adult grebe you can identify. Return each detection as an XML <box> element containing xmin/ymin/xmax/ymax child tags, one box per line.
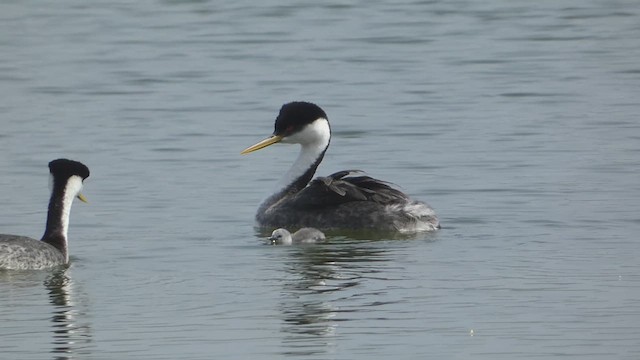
<box><xmin>241</xmin><ymin>101</ymin><xmax>439</xmax><ymax>233</ymax></box>
<box><xmin>0</xmin><ymin>159</ymin><xmax>90</xmax><ymax>270</ymax></box>
<box><xmin>269</xmin><ymin>227</ymin><xmax>326</xmax><ymax>245</ymax></box>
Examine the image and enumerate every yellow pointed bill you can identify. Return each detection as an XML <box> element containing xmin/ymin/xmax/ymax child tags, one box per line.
<box><xmin>77</xmin><ymin>193</ymin><xmax>89</xmax><ymax>203</ymax></box>
<box><xmin>241</xmin><ymin>135</ymin><xmax>283</xmax><ymax>154</ymax></box>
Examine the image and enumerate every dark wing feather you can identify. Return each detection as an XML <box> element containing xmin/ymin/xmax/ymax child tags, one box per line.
<box><xmin>288</xmin><ymin>170</ymin><xmax>409</xmax><ymax>209</ymax></box>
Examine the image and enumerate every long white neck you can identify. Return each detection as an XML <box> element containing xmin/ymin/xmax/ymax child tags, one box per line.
<box><xmin>275</xmin><ymin>118</ymin><xmax>331</xmax><ymax>193</ymax></box>
<box><xmin>42</xmin><ymin>175</ymin><xmax>84</xmax><ymax>262</ymax></box>
<box><xmin>60</xmin><ymin>177</ymin><xmax>83</xmax><ymax>244</ymax></box>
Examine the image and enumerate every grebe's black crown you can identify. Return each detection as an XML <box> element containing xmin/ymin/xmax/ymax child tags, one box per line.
<box><xmin>274</xmin><ymin>102</ymin><xmax>328</xmax><ymax>136</ymax></box>
<box><xmin>48</xmin><ymin>159</ymin><xmax>90</xmax><ymax>180</ymax></box>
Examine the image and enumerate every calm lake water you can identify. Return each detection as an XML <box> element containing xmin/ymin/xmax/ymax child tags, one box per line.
<box><xmin>1</xmin><ymin>0</ymin><xmax>640</xmax><ymax>359</ymax></box>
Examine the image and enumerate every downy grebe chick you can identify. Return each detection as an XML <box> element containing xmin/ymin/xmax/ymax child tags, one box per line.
<box><xmin>241</xmin><ymin>101</ymin><xmax>439</xmax><ymax>233</ymax></box>
<box><xmin>0</xmin><ymin>159</ymin><xmax>90</xmax><ymax>270</ymax></box>
<box><xmin>269</xmin><ymin>227</ymin><xmax>326</xmax><ymax>245</ymax></box>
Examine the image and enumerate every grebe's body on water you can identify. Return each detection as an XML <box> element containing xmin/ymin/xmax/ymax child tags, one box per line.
<box><xmin>0</xmin><ymin>159</ymin><xmax>90</xmax><ymax>270</ymax></box>
<box><xmin>269</xmin><ymin>227</ymin><xmax>326</xmax><ymax>245</ymax></box>
<box><xmin>242</xmin><ymin>101</ymin><xmax>439</xmax><ymax>234</ymax></box>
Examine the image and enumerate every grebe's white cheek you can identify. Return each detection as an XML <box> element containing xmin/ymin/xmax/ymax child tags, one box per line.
<box><xmin>280</xmin><ymin>135</ymin><xmax>295</xmax><ymax>144</ymax></box>
<box><xmin>281</xmin><ymin>118</ymin><xmax>330</xmax><ymax>146</ymax></box>
<box><xmin>66</xmin><ymin>175</ymin><xmax>85</xmax><ymax>199</ymax></box>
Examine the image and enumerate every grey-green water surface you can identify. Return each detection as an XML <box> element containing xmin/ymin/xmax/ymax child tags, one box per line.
<box><xmin>1</xmin><ymin>0</ymin><xmax>639</xmax><ymax>359</ymax></box>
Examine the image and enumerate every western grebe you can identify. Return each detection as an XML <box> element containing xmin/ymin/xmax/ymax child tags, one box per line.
<box><xmin>269</xmin><ymin>227</ymin><xmax>326</xmax><ymax>245</ymax></box>
<box><xmin>241</xmin><ymin>101</ymin><xmax>440</xmax><ymax>233</ymax></box>
<box><xmin>0</xmin><ymin>159</ymin><xmax>90</xmax><ymax>270</ymax></box>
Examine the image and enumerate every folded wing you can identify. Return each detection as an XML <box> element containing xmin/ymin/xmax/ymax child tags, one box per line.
<box><xmin>288</xmin><ymin>170</ymin><xmax>409</xmax><ymax>209</ymax></box>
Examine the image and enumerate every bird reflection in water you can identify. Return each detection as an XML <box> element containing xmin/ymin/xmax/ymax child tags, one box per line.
<box><xmin>44</xmin><ymin>269</ymin><xmax>92</xmax><ymax>360</ymax></box>
<box><xmin>276</xmin><ymin>241</ymin><xmax>391</xmax><ymax>356</ymax></box>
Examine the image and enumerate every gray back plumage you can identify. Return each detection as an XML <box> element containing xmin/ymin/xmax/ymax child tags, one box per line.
<box><xmin>0</xmin><ymin>236</ymin><xmax>65</xmax><ymax>270</ymax></box>
<box><xmin>291</xmin><ymin>227</ymin><xmax>326</xmax><ymax>244</ymax></box>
